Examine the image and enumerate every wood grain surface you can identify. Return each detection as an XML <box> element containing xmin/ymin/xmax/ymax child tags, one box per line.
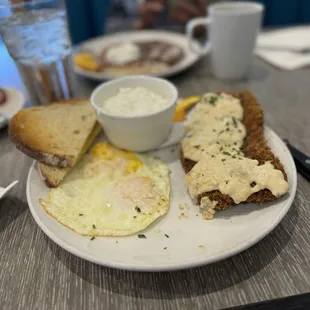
<box><xmin>1</xmin><ymin>41</ymin><xmax>310</xmax><ymax>310</ymax></box>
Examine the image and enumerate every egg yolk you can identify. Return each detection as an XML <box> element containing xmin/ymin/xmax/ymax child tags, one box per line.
<box><xmin>91</xmin><ymin>143</ymin><xmax>143</xmax><ymax>175</ymax></box>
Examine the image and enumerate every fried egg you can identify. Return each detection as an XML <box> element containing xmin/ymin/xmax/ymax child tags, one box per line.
<box><xmin>40</xmin><ymin>143</ymin><xmax>170</xmax><ymax>236</ymax></box>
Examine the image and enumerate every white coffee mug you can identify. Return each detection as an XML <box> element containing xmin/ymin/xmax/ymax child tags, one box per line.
<box><xmin>187</xmin><ymin>1</ymin><xmax>264</xmax><ymax>80</ymax></box>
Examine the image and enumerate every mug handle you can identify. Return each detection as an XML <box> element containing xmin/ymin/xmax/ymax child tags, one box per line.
<box><xmin>186</xmin><ymin>17</ymin><xmax>211</xmax><ymax>55</ymax></box>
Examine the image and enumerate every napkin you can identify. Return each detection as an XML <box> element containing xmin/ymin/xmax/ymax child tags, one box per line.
<box><xmin>255</xmin><ymin>26</ymin><xmax>310</xmax><ymax>70</ymax></box>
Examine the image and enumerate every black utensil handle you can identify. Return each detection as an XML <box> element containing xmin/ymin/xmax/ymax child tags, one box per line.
<box><xmin>286</xmin><ymin>142</ymin><xmax>310</xmax><ymax>181</ymax></box>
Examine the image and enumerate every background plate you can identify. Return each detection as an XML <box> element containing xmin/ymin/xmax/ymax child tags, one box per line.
<box><xmin>74</xmin><ymin>30</ymin><xmax>201</xmax><ymax>80</ymax></box>
<box><xmin>26</xmin><ymin>127</ymin><xmax>297</xmax><ymax>272</ymax></box>
<box><xmin>0</xmin><ymin>88</ymin><xmax>25</xmax><ymax>129</ymax></box>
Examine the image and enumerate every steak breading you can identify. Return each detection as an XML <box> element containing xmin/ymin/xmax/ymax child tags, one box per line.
<box><xmin>180</xmin><ymin>92</ymin><xmax>287</xmax><ymax>211</ymax></box>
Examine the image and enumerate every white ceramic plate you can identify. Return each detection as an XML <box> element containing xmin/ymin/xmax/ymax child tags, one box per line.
<box><xmin>0</xmin><ymin>88</ymin><xmax>25</xmax><ymax>129</ymax></box>
<box><xmin>26</xmin><ymin>127</ymin><xmax>297</xmax><ymax>272</ymax></box>
<box><xmin>74</xmin><ymin>30</ymin><xmax>201</xmax><ymax>80</ymax></box>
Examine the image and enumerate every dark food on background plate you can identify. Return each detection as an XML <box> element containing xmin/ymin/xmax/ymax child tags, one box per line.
<box><xmin>0</xmin><ymin>88</ymin><xmax>6</xmax><ymax>105</ymax></box>
<box><xmin>102</xmin><ymin>41</ymin><xmax>184</xmax><ymax>66</ymax></box>
<box><xmin>74</xmin><ymin>41</ymin><xmax>184</xmax><ymax>75</ymax></box>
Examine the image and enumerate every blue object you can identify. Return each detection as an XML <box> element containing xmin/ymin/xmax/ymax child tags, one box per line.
<box><xmin>299</xmin><ymin>0</ymin><xmax>310</xmax><ymax>24</ymax></box>
<box><xmin>65</xmin><ymin>0</ymin><xmax>111</xmax><ymax>45</ymax></box>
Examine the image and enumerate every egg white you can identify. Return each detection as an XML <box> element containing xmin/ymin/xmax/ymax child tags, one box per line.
<box><xmin>40</xmin><ymin>144</ymin><xmax>170</xmax><ymax>236</ymax></box>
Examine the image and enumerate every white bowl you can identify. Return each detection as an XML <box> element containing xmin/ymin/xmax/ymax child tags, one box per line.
<box><xmin>90</xmin><ymin>76</ymin><xmax>178</xmax><ymax>152</ymax></box>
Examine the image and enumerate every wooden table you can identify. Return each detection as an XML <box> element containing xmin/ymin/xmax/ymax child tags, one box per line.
<box><xmin>1</xmin><ymin>39</ymin><xmax>310</xmax><ymax>310</ymax></box>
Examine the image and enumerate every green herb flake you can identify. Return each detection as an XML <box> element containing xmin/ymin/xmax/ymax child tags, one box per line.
<box><xmin>165</xmin><ymin>234</ymin><xmax>170</xmax><ymax>238</ymax></box>
<box><xmin>226</xmin><ymin>127</ymin><xmax>230</xmax><ymax>131</ymax></box>
<box><xmin>194</xmin><ymin>145</ymin><xmax>200</xmax><ymax>149</ymax></box>
<box><xmin>92</xmin><ymin>224</ymin><xmax>96</xmax><ymax>229</ymax></box>
<box><xmin>79</xmin><ymin>213</ymin><xmax>83</xmax><ymax>216</ymax></box>
<box><xmin>211</xmin><ymin>155</ymin><xmax>215</xmax><ymax>158</ymax></box>
<box><xmin>135</xmin><ymin>206</ymin><xmax>141</xmax><ymax>213</ymax></box>
<box><xmin>164</xmin><ymin>247</ymin><xmax>167</xmax><ymax>250</ymax></box>
<box><xmin>212</xmin><ymin>129</ymin><xmax>216</xmax><ymax>132</ymax></box>
<box><xmin>232</xmin><ymin>155</ymin><xmax>236</xmax><ymax>159</ymax></box>
<box><xmin>138</xmin><ymin>234</ymin><xmax>146</xmax><ymax>239</ymax></box>
<box><xmin>208</xmin><ymin>96</ymin><xmax>218</xmax><ymax>105</ymax></box>
<box><xmin>234</xmin><ymin>142</ymin><xmax>237</xmax><ymax>145</ymax></box>
<box><xmin>222</xmin><ymin>151</ymin><xmax>231</xmax><ymax>156</ymax></box>
<box><xmin>232</xmin><ymin>117</ymin><xmax>238</xmax><ymax>127</ymax></box>
<box><xmin>90</xmin><ymin>237</ymin><xmax>95</xmax><ymax>241</ymax></box>
<box><xmin>133</xmin><ymin>216</ymin><xmax>137</xmax><ymax>219</ymax></box>
<box><xmin>221</xmin><ymin>159</ymin><xmax>226</xmax><ymax>162</ymax></box>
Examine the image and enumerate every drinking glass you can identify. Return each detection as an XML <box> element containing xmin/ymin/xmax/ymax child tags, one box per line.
<box><xmin>0</xmin><ymin>0</ymin><xmax>75</xmax><ymax>105</ymax></box>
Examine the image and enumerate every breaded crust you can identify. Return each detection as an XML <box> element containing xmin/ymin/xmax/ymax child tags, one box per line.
<box><xmin>180</xmin><ymin>92</ymin><xmax>288</xmax><ymax>211</ymax></box>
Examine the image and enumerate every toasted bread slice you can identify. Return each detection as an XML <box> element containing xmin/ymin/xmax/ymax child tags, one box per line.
<box><xmin>180</xmin><ymin>92</ymin><xmax>287</xmax><ymax>211</ymax></box>
<box><xmin>9</xmin><ymin>99</ymin><xmax>97</xmax><ymax>168</ymax></box>
<box><xmin>39</xmin><ymin>123</ymin><xmax>101</xmax><ymax>187</ymax></box>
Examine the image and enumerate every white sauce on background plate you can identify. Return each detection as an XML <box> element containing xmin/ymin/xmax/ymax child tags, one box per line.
<box><xmin>101</xmin><ymin>87</ymin><xmax>169</xmax><ymax>117</ymax></box>
<box><xmin>105</xmin><ymin>43</ymin><xmax>141</xmax><ymax>65</ymax></box>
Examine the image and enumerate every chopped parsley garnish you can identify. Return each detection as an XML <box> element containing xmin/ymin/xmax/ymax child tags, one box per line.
<box><xmin>79</xmin><ymin>213</ymin><xmax>83</xmax><ymax>216</ymax></box>
<box><xmin>221</xmin><ymin>159</ymin><xmax>226</xmax><ymax>162</ymax></box>
<box><xmin>90</xmin><ymin>237</ymin><xmax>95</xmax><ymax>241</ymax></box>
<box><xmin>232</xmin><ymin>155</ymin><xmax>236</xmax><ymax>159</ymax></box>
<box><xmin>194</xmin><ymin>145</ymin><xmax>200</xmax><ymax>149</ymax></box>
<box><xmin>133</xmin><ymin>216</ymin><xmax>137</xmax><ymax>219</ymax></box>
<box><xmin>212</xmin><ymin>129</ymin><xmax>216</xmax><ymax>132</ymax></box>
<box><xmin>164</xmin><ymin>247</ymin><xmax>167</xmax><ymax>250</ymax></box>
<box><xmin>138</xmin><ymin>234</ymin><xmax>146</xmax><ymax>239</ymax></box>
<box><xmin>226</xmin><ymin>122</ymin><xmax>229</xmax><ymax>126</ymax></box>
<box><xmin>208</xmin><ymin>96</ymin><xmax>218</xmax><ymax>105</ymax></box>
<box><xmin>234</xmin><ymin>142</ymin><xmax>237</xmax><ymax>145</ymax></box>
<box><xmin>225</xmin><ymin>180</ymin><xmax>229</xmax><ymax>184</ymax></box>
<box><xmin>219</xmin><ymin>130</ymin><xmax>225</xmax><ymax>134</ymax></box>
<box><xmin>222</xmin><ymin>151</ymin><xmax>231</xmax><ymax>156</ymax></box>
<box><xmin>220</xmin><ymin>146</ymin><xmax>223</xmax><ymax>151</ymax></box>
<box><xmin>216</xmin><ymin>142</ymin><xmax>220</xmax><ymax>144</ymax></box>
<box><xmin>135</xmin><ymin>206</ymin><xmax>141</xmax><ymax>212</ymax></box>
<box><xmin>92</xmin><ymin>224</ymin><xmax>96</xmax><ymax>229</ymax></box>
<box><xmin>226</xmin><ymin>127</ymin><xmax>230</xmax><ymax>131</ymax></box>
<box><xmin>232</xmin><ymin>117</ymin><xmax>238</xmax><ymax>127</ymax></box>
<box><xmin>238</xmin><ymin>129</ymin><xmax>242</xmax><ymax>133</ymax></box>
<box><xmin>211</xmin><ymin>155</ymin><xmax>215</xmax><ymax>158</ymax></box>
<box><xmin>165</xmin><ymin>234</ymin><xmax>170</xmax><ymax>238</ymax></box>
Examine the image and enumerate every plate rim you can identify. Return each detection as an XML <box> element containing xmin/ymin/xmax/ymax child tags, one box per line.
<box><xmin>73</xmin><ymin>30</ymin><xmax>202</xmax><ymax>81</ymax></box>
<box><xmin>26</xmin><ymin>126</ymin><xmax>297</xmax><ymax>272</ymax></box>
<box><xmin>0</xmin><ymin>87</ymin><xmax>25</xmax><ymax>129</ymax></box>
